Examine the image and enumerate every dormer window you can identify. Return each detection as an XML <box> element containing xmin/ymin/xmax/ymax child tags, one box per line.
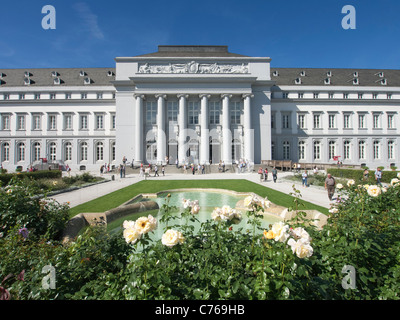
<box><xmin>24</xmin><ymin>71</ymin><xmax>31</xmax><ymax>77</ymax></box>
<box><xmin>79</xmin><ymin>70</ymin><xmax>86</xmax><ymax>77</ymax></box>
<box><xmin>380</xmin><ymin>78</ymin><xmax>387</xmax><ymax>85</ymax></box>
<box><xmin>295</xmin><ymin>78</ymin><xmax>302</xmax><ymax>85</ymax></box>
<box><xmin>353</xmin><ymin>71</ymin><xmax>358</xmax><ymax>77</ymax></box>
<box><xmin>324</xmin><ymin>78</ymin><xmax>331</xmax><ymax>85</ymax></box>
<box><xmin>51</xmin><ymin>71</ymin><xmax>59</xmax><ymax>77</ymax></box>
<box><xmin>84</xmin><ymin>77</ymin><xmax>92</xmax><ymax>85</ymax></box>
<box><xmin>326</xmin><ymin>71</ymin><xmax>332</xmax><ymax>77</ymax></box>
<box><xmin>300</xmin><ymin>70</ymin><xmax>306</xmax><ymax>77</ymax></box>
<box><xmin>107</xmin><ymin>70</ymin><xmax>114</xmax><ymax>77</ymax></box>
<box><xmin>53</xmin><ymin>77</ymin><xmax>61</xmax><ymax>85</ymax></box>
<box><xmin>0</xmin><ymin>73</ymin><xmax>6</xmax><ymax>78</ymax></box>
<box><xmin>353</xmin><ymin>78</ymin><xmax>359</xmax><ymax>85</ymax></box>
<box><xmin>24</xmin><ymin>77</ymin><xmax>31</xmax><ymax>85</ymax></box>
<box><xmin>376</xmin><ymin>72</ymin><xmax>384</xmax><ymax>78</ymax></box>
<box><xmin>272</xmin><ymin>70</ymin><xmax>279</xmax><ymax>76</ymax></box>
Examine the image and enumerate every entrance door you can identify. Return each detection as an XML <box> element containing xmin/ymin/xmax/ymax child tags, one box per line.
<box><xmin>210</xmin><ymin>139</ymin><xmax>221</xmax><ymax>164</ymax></box>
<box><xmin>146</xmin><ymin>141</ymin><xmax>157</xmax><ymax>164</ymax></box>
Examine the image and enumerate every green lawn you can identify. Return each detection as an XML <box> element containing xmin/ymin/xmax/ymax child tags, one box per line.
<box><xmin>68</xmin><ymin>179</ymin><xmax>329</xmax><ymax>218</ymax></box>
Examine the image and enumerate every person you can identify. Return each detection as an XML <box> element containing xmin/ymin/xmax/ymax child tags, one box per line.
<box><xmin>325</xmin><ymin>173</ymin><xmax>336</xmax><ymax>201</ymax></box>
<box><xmin>218</xmin><ymin>161</ymin><xmax>222</xmax><ymax>173</ymax></box>
<box><xmin>222</xmin><ymin>161</ymin><xmax>225</xmax><ymax>173</ymax></box>
<box><xmin>201</xmin><ymin>164</ymin><xmax>205</xmax><ymax>174</ymax></box>
<box><xmin>175</xmin><ymin>158</ymin><xmax>179</xmax><ymax>168</ymax></box>
<box><xmin>263</xmin><ymin>168</ymin><xmax>268</xmax><ymax>182</ymax></box>
<box><xmin>119</xmin><ymin>164</ymin><xmax>123</xmax><ymax>178</ymax></box>
<box><xmin>122</xmin><ymin>156</ymin><xmax>127</xmax><ymax>165</ymax></box>
<box><xmin>272</xmin><ymin>167</ymin><xmax>278</xmax><ymax>183</ymax></box>
<box><xmin>302</xmin><ymin>170</ymin><xmax>308</xmax><ymax>188</ymax></box>
<box><xmin>139</xmin><ymin>165</ymin><xmax>144</xmax><ymax>177</ymax></box>
<box><xmin>191</xmin><ymin>164</ymin><xmax>195</xmax><ymax>175</ymax></box>
<box><xmin>183</xmin><ymin>164</ymin><xmax>187</xmax><ymax>174</ymax></box>
<box><xmin>363</xmin><ymin>168</ymin><xmax>369</xmax><ymax>181</ymax></box>
<box><xmin>258</xmin><ymin>167</ymin><xmax>263</xmax><ymax>181</ymax></box>
<box><xmin>162</xmin><ymin>165</ymin><xmax>165</xmax><ymax>176</ymax></box>
<box><xmin>154</xmin><ymin>165</ymin><xmax>159</xmax><ymax>177</ymax></box>
<box><xmin>374</xmin><ymin>167</ymin><xmax>382</xmax><ymax>186</ymax></box>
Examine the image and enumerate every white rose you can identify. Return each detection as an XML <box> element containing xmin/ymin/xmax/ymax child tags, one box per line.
<box><xmin>390</xmin><ymin>178</ymin><xmax>399</xmax><ymax>186</ymax></box>
<box><xmin>191</xmin><ymin>204</ymin><xmax>200</xmax><ymax>215</ymax></box>
<box><xmin>161</xmin><ymin>229</ymin><xmax>185</xmax><ymax>247</ymax></box>
<box><xmin>367</xmin><ymin>185</ymin><xmax>381</xmax><ymax>197</ymax></box>
<box><xmin>123</xmin><ymin>227</ymin><xmax>141</xmax><ymax>244</ymax></box>
<box><xmin>288</xmin><ymin>238</ymin><xmax>313</xmax><ymax>258</ymax></box>
<box><xmin>243</xmin><ymin>196</ymin><xmax>254</xmax><ymax>208</ymax></box>
<box><xmin>397</xmin><ymin>173</ymin><xmax>400</xmax><ymax>179</ymax></box>
<box><xmin>336</xmin><ymin>183</ymin><xmax>343</xmax><ymax>189</ymax></box>
<box><xmin>135</xmin><ymin>215</ymin><xmax>157</xmax><ymax>234</ymax></box>
<box><xmin>290</xmin><ymin>227</ymin><xmax>311</xmax><ymax>243</ymax></box>
<box><xmin>123</xmin><ymin>220</ymin><xmax>135</xmax><ymax>229</ymax></box>
<box><xmin>271</xmin><ymin>221</ymin><xmax>290</xmax><ymax>243</ymax></box>
<box><xmin>347</xmin><ymin>179</ymin><xmax>355</xmax><ymax>187</ymax></box>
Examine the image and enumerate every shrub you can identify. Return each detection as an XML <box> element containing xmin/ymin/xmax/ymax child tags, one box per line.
<box><xmin>327</xmin><ymin>168</ymin><xmax>399</xmax><ymax>184</ymax></box>
<box><xmin>0</xmin><ymin>170</ymin><xmax>62</xmax><ymax>186</ymax></box>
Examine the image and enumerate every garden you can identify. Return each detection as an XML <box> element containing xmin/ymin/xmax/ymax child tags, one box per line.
<box><xmin>1</xmin><ymin>172</ymin><xmax>400</xmax><ymax>300</ymax></box>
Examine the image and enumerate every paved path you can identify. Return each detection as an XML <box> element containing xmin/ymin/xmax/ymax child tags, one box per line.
<box><xmin>51</xmin><ymin>170</ymin><xmax>334</xmax><ymax>209</ymax></box>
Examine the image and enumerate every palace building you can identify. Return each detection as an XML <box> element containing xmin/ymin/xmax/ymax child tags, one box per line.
<box><xmin>0</xmin><ymin>45</ymin><xmax>399</xmax><ymax>172</ymax></box>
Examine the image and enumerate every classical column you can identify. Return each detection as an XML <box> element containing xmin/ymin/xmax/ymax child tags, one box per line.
<box><xmin>178</xmin><ymin>94</ymin><xmax>188</xmax><ymax>165</ymax></box>
<box><xmin>200</xmin><ymin>94</ymin><xmax>211</xmax><ymax>164</ymax></box>
<box><xmin>134</xmin><ymin>94</ymin><xmax>145</xmax><ymax>164</ymax></box>
<box><xmin>242</xmin><ymin>93</ymin><xmax>254</xmax><ymax>164</ymax></box>
<box><xmin>156</xmin><ymin>94</ymin><xmax>167</xmax><ymax>164</ymax></box>
<box><xmin>221</xmin><ymin>94</ymin><xmax>232</xmax><ymax>164</ymax></box>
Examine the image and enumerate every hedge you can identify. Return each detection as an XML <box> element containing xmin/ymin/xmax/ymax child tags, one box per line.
<box><xmin>327</xmin><ymin>168</ymin><xmax>399</xmax><ymax>184</ymax></box>
<box><xmin>0</xmin><ymin>170</ymin><xmax>62</xmax><ymax>186</ymax></box>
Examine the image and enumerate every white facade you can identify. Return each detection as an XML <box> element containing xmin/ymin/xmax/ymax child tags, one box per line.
<box><xmin>0</xmin><ymin>47</ymin><xmax>399</xmax><ymax>172</ymax></box>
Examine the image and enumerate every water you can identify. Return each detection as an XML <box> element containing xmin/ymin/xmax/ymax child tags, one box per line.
<box><xmin>107</xmin><ymin>190</ymin><xmax>282</xmax><ymax>239</ymax></box>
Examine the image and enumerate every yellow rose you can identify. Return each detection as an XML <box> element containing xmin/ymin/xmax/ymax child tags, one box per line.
<box><xmin>263</xmin><ymin>230</ymin><xmax>275</xmax><ymax>240</ymax></box>
<box><xmin>367</xmin><ymin>185</ymin><xmax>381</xmax><ymax>197</ymax></box>
<box><xmin>135</xmin><ymin>215</ymin><xmax>157</xmax><ymax>234</ymax></box>
<box><xmin>123</xmin><ymin>227</ymin><xmax>140</xmax><ymax>244</ymax></box>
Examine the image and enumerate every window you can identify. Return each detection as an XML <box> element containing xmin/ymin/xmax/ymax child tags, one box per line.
<box><xmin>373</xmin><ymin>93</ymin><xmax>378</xmax><ymax>99</ymax></box>
<box><xmin>373</xmin><ymin>113</ymin><xmax>380</xmax><ymax>129</ymax></box>
<box><xmin>111</xmin><ymin>114</ymin><xmax>116</xmax><ymax>130</ymax></box>
<box><xmin>167</xmin><ymin>101</ymin><xmax>178</xmax><ymax>122</ymax></box>
<box><xmin>298</xmin><ymin>114</ymin><xmax>305</xmax><ymax>129</ymax></box>
<box><xmin>358</xmin><ymin>93</ymin><xmax>363</xmax><ymax>99</ymax></box>
<box><xmin>283</xmin><ymin>141</ymin><xmax>290</xmax><ymax>160</ymax></box>
<box><xmin>328</xmin><ymin>93</ymin><xmax>334</xmax><ymax>99</ymax></box>
<box><xmin>230</xmin><ymin>101</ymin><xmax>241</xmax><ymax>124</ymax></box>
<box><xmin>313</xmin><ymin>114</ymin><xmax>321</xmax><ymax>129</ymax></box>
<box><xmin>33</xmin><ymin>115</ymin><xmax>41</xmax><ymax>130</ymax></box>
<box><xmin>387</xmin><ymin>93</ymin><xmax>392</xmax><ymax>99</ymax></box>
<box><xmin>17</xmin><ymin>115</ymin><xmax>25</xmax><ymax>130</ymax></box>
<box><xmin>49</xmin><ymin>115</ymin><xmax>57</xmax><ymax>130</ymax></box>
<box><xmin>111</xmin><ymin>141</ymin><xmax>116</xmax><ymax>161</ymax></box>
<box><xmin>80</xmin><ymin>142</ymin><xmax>88</xmax><ymax>161</ymax></box>
<box><xmin>97</xmin><ymin>93</ymin><xmax>103</xmax><ymax>99</ymax></box>
<box><xmin>298</xmin><ymin>92</ymin><xmax>304</xmax><ymax>99</ymax></box>
<box><xmin>343</xmin><ymin>140</ymin><xmax>351</xmax><ymax>160</ymax></box>
<box><xmin>328</xmin><ymin>141</ymin><xmax>336</xmax><ymax>160</ymax></box>
<box><xmin>64</xmin><ymin>114</ymin><xmax>73</xmax><ymax>130</ymax></box>
<box><xmin>388</xmin><ymin>114</ymin><xmax>395</xmax><ymax>129</ymax></box>
<box><xmin>388</xmin><ymin>141</ymin><xmax>395</xmax><ymax>160</ymax></box>
<box><xmin>19</xmin><ymin>93</ymin><xmax>25</xmax><ymax>100</ymax></box>
<box><xmin>146</xmin><ymin>101</ymin><xmax>157</xmax><ymax>125</ymax></box>
<box><xmin>33</xmin><ymin>142</ymin><xmax>41</xmax><ymax>161</ymax></box>
<box><xmin>271</xmin><ymin>114</ymin><xmax>275</xmax><ymax>129</ymax></box>
<box><xmin>209</xmin><ymin>101</ymin><xmax>220</xmax><ymax>125</ymax></box>
<box><xmin>2</xmin><ymin>142</ymin><xmax>10</xmax><ymax>161</ymax></box>
<box><xmin>96</xmin><ymin>142</ymin><xmax>104</xmax><ymax>161</ymax></box>
<box><xmin>96</xmin><ymin>114</ymin><xmax>104</xmax><ymax>130</ymax></box>
<box><xmin>34</xmin><ymin>93</ymin><xmax>41</xmax><ymax>100</ymax></box>
<box><xmin>358</xmin><ymin>114</ymin><xmax>366</xmax><ymax>129</ymax></box>
<box><xmin>80</xmin><ymin>114</ymin><xmax>88</xmax><ymax>130</ymax></box>
<box><xmin>65</xmin><ymin>93</ymin><xmax>72</xmax><ymax>100</ymax></box>
<box><xmin>313</xmin><ymin>141</ymin><xmax>321</xmax><ymax>160</ymax></box>
<box><xmin>271</xmin><ymin>142</ymin><xmax>275</xmax><ymax>160</ymax></box>
<box><xmin>1</xmin><ymin>114</ymin><xmax>10</xmax><ymax>130</ymax></box>
<box><xmin>81</xmin><ymin>93</ymin><xmax>87</xmax><ymax>100</ymax></box>
<box><xmin>298</xmin><ymin>141</ymin><xmax>306</xmax><ymax>160</ymax></box>
<box><xmin>50</xmin><ymin>93</ymin><xmax>56</xmax><ymax>100</ymax></box>
<box><xmin>313</xmin><ymin>93</ymin><xmax>319</xmax><ymax>99</ymax></box>
<box><xmin>359</xmin><ymin>140</ymin><xmax>366</xmax><ymax>160</ymax></box>
<box><xmin>343</xmin><ymin>114</ymin><xmax>351</xmax><ymax>129</ymax></box>
<box><xmin>328</xmin><ymin>114</ymin><xmax>336</xmax><ymax>129</ymax></box>
<box><xmin>64</xmin><ymin>142</ymin><xmax>72</xmax><ymax>161</ymax></box>
<box><xmin>188</xmin><ymin>101</ymin><xmax>199</xmax><ymax>125</ymax></box>
<box><xmin>343</xmin><ymin>93</ymin><xmax>349</xmax><ymax>99</ymax></box>
<box><xmin>282</xmin><ymin>114</ymin><xmax>290</xmax><ymax>129</ymax></box>
<box><xmin>17</xmin><ymin>142</ymin><xmax>25</xmax><ymax>162</ymax></box>
<box><xmin>49</xmin><ymin>142</ymin><xmax>57</xmax><ymax>161</ymax></box>
<box><xmin>282</xmin><ymin>92</ymin><xmax>289</xmax><ymax>99</ymax></box>
<box><xmin>373</xmin><ymin>141</ymin><xmax>380</xmax><ymax>160</ymax></box>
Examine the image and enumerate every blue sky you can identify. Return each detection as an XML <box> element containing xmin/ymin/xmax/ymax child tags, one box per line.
<box><xmin>1</xmin><ymin>0</ymin><xmax>399</xmax><ymax>69</ymax></box>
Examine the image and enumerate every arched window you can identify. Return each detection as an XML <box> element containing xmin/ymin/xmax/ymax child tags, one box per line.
<box><xmin>298</xmin><ymin>141</ymin><xmax>305</xmax><ymax>160</ymax></box>
<box><xmin>388</xmin><ymin>140</ymin><xmax>395</xmax><ymax>160</ymax></box>
<box><xmin>2</xmin><ymin>142</ymin><xmax>10</xmax><ymax>162</ymax></box>
<box><xmin>96</xmin><ymin>142</ymin><xmax>104</xmax><ymax>161</ymax></box>
<box><xmin>64</xmin><ymin>142</ymin><xmax>72</xmax><ymax>161</ymax></box>
<box><xmin>17</xmin><ymin>142</ymin><xmax>25</xmax><ymax>162</ymax></box>
<box><xmin>358</xmin><ymin>140</ymin><xmax>366</xmax><ymax>160</ymax></box>
<box><xmin>49</xmin><ymin>142</ymin><xmax>57</xmax><ymax>161</ymax></box>
<box><xmin>343</xmin><ymin>140</ymin><xmax>351</xmax><ymax>160</ymax></box>
<box><xmin>328</xmin><ymin>141</ymin><xmax>336</xmax><ymax>160</ymax></box>
<box><xmin>33</xmin><ymin>142</ymin><xmax>41</xmax><ymax>161</ymax></box>
<box><xmin>313</xmin><ymin>141</ymin><xmax>321</xmax><ymax>160</ymax></box>
<box><xmin>373</xmin><ymin>140</ymin><xmax>380</xmax><ymax>160</ymax></box>
<box><xmin>80</xmin><ymin>142</ymin><xmax>88</xmax><ymax>161</ymax></box>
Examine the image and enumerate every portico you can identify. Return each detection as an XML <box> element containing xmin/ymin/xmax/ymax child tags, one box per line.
<box><xmin>113</xmin><ymin>45</ymin><xmax>273</xmax><ymax>167</ymax></box>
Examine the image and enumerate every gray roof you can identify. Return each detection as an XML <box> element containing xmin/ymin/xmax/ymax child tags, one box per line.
<box><xmin>271</xmin><ymin>67</ymin><xmax>400</xmax><ymax>87</ymax></box>
<box><xmin>0</xmin><ymin>68</ymin><xmax>115</xmax><ymax>87</ymax></box>
<box><xmin>134</xmin><ymin>45</ymin><xmax>248</xmax><ymax>58</ymax></box>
